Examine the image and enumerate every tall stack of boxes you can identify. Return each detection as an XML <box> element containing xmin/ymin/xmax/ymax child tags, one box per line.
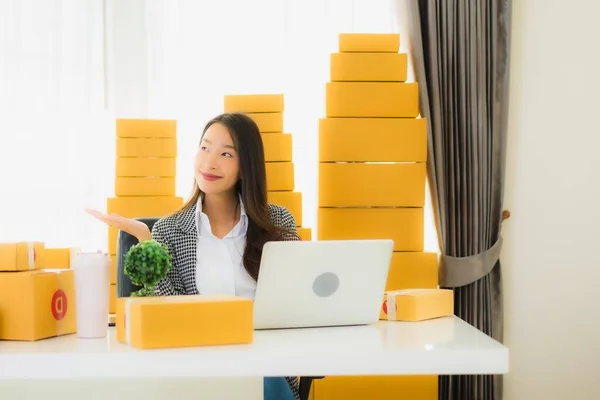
<box><xmin>223</xmin><ymin>94</ymin><xmax>312</xmax><ymax>240</ymax></box>
<box><xmin>108</xmin><ymin>119</ymin><xmax>184</xmax><ymax>316</ymax></box>
<box><xmin>0</xmin><ymin>243</ymin><xmax>77</xmax><ymax>341</ymax></box>
<box><xmin>314</xmin><ymin>33</ymin><xmax>439</xmax><ymax>399</ymax></box>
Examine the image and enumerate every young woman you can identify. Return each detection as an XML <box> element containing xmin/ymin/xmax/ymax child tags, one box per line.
<box><xmin>87</xmin><ymin>112</ymin><xmax>300</xmax><ymax>400</ymax></box>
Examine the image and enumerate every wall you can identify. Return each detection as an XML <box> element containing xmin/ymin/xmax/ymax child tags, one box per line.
<box><xmin>503</xmin><ymin>1</ymin><xmax>600</xmax><ymax>399</ymax></box>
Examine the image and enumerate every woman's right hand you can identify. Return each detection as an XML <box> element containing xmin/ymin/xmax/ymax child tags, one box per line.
<box><xmin>85</xmin><ymin>208</ymin><xmax>152</xmax><ymax>242</ymax></box>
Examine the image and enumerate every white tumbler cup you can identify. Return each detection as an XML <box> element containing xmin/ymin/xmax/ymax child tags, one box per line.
<box><xmin>72</xmin><ymin>251</ymin><xmax>110</xmax><ymax>338</ymax></box>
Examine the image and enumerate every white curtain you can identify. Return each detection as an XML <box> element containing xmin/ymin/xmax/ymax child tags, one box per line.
<box><xmin>0</xmin><ymin>0</ymin><xmax>112</xmax><ymax>251</ymax></box>
<box><xmin>0</xmin><ymin>0</ymin><xmax>437</xmax><ymax>253</ymax></box>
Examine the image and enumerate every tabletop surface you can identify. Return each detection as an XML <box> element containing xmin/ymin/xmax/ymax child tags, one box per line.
<box><xmin>0</xmin><ymin>316</ymin><xmax>509</xmax><ymax>379</ymax></box>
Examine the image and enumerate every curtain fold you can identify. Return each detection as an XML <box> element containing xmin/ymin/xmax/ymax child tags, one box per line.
<box><xmin>407</xmin><ymin>0</ymin><xmax>512</xmax><ymax>399</ymax></box>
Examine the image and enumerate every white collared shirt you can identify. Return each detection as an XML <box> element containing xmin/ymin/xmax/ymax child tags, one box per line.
<box><xmin>194</xmin><ymin>197</ymin><xmax>257</xmax><ymax>300</ymax></box>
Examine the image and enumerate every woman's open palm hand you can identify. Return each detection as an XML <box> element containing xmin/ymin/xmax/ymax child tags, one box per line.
<box><xmin>85</xmin><ymin>208</ymin><xmax>152</xmax><ymax>242</ymax></box>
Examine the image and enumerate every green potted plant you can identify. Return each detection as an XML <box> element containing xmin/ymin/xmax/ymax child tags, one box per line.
<box><xmin>124</xmin><ymin>240</ymin><xmax>172</xmax><ymax>297</ymax></box>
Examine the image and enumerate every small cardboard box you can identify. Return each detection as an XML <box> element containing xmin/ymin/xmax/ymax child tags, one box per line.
<box><xmin>318</xmin><ymin>208</ymin><xmax>424</xmax><ymax>251</ymax></box>
<box><xmin>380</xmin><ymin>289</ymin><xmax>453</xmax><ymax>322</ymax></box>
<box><xmin>116</xmin><ymin>119</ymin><xmax>177</xmax><ymax>138</ymax></box>
<box><xmin>266</xmin><ymin>162</ymin><xmax>295</xmax><ymax>191</ymax></box>
<box><xmin>110</xmin><ymin>254</ymin><xmax>116</xmax><ymax>285</ymax></box>
<box><xmin>0</xmin><ymin>242</ymin><xmax>45</xmax><ymax>271</ymax></box>
<box><xmin>115</xmin><ymin>157</ymin><xmax>177</xmax><ymax>177</ymax></box>
<box><xmin>297</xmin><ymin>227</ymin><xmax>311</xmax><ymax>241</ymax></box>
<box><xmin>0</xmin><ymin>269</ymin><xmax>76</xmax><ymax>340</ymax></box>
<box><xmin>114</xmin><ymin>177</ymin><xmax>176</xmax><ymax>196</ymax></box>
<box><xmin>338</xmin><ymin>33</ymin><xmax>400</xmax><ymax>53</ymax></box>
<box><xmin>326</xmin><ymin>82</ymin><xmax>419</xmax><ymax>118</ymax></box>
<box><xmin>247</xmin><ymin>112</ymin><xmax>283</xmax><ymax>133</ymax></box>
<box><xmin>224</xmin><ymin>94</ymin><xmax>284</xmax><ymax>113</ymax></box>
<box><xmin>318</xmin><ymin>117</ymin><xmax>427</xmax><ymax>163</ymax></box>
<box><xmin>43</xmin><ymin>248</ymin><xmax>78</xmax><ymax>269</ymax></box>
<box><xmin>386</xmin><ymin>252</ymin><xmax>438</xmax><ymax>291</ymax></box>
<box><xmin>311</xmin><ymin>375</ymin><xmax>437</xmax><ymax>400</ymax></box>
<box><xmin>261</xmin><ymin>133</ymin><xmax>292</xmax><ymax>162</ymax></box>
<box><xmin>330</xmin><ymin>52</ymin><xmax>407</xmax><ymax>82</ymax></box>
<box><xmin>116</xmin><ymin>295</ymin><xmax>253</xmax><ymax>349</ymax></box>
<box><xmin>116</xmin><ymin>137</ymin><xmax>177</xmax><ymax>158</ymax></box>
<box><xmin>109</xmin><ymin>284</ymin><xmax>116</xmax><ymax>314</ymax></box>
<box><xmin>106</xmin><ymin>196</ymin><xmax>183</xmax><ymax>218</ymax></box>
<box><xmin>318</xmin><ymin>163</ymin><xmax>426</xmax><ymax>207</ymax></box>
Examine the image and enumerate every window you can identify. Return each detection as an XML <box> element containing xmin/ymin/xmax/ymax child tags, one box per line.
<box><xmin>0</xmin><ymin>0</ymin><xmax>439</xmax><ymax>254</ymax></box>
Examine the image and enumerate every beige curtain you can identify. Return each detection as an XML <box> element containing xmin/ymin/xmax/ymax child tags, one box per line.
<box><xmin>407</xmin><ymin>0</ymin><xmax>512</xmax><ymax>399</ymax></box>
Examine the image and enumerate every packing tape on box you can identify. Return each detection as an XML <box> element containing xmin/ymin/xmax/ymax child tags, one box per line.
<box><xmin>386</xmin><ymin>293</ymin><xmax>397</xmax><ymax>320</ymax></box>
<box><xmin>28</xmin><ymin>242</ymin><xmax>34</xmax><ymax>270</ymax></box>
<box><xmin>386</xmin><ymin>289</ymin><xmax>427</xmax><ymax>320</ymax></box>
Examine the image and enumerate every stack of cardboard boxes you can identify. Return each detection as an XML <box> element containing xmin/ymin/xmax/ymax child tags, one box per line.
<box><xmin>0</xmin><ymin>243</ymin><xmax>77</xmax><ymax>341</ymax></box>
<box><xmin>108</xmin><ymin>119</ymin><xmax>184</xmax><ymax>317</ymax></box>
<box><xmin>314</xmin><ymin>33</ymin><xmax>440</xmax><ymax>399</ymax></box>
<box><xmin>223</xmin><ymin>94</ymin><xmax>312</xmax><ymax>240</ymax></box>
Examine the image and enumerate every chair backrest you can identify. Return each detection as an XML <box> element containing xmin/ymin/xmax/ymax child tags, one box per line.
<box><xmin>116</xmin><ymin>217</ymin><xmax>159</xmax><ymax>298</ymax></box>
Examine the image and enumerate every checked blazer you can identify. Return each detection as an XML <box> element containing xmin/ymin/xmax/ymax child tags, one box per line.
<box><xmin>151</xmin><ymin>203</ymin><xmax>300</xmax><ymax>296</ymax></box>
<box><xmin>150</xmin><ymin>202</ymin><xmax>301</xmax><ymax>400</ymax></box>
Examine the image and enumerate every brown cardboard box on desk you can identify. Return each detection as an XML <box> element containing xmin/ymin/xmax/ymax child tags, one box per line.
<box><xmin>0</xmin><ymin>242</ymin><xmax>45</xmax><ymax>271</ymax></box>
<box><xmin>116</xmin><ymin>295</ymin><xmax>254</xmax><ymax>349</ymax></box>
<box><xmin>43</xmin><ymin>247</ymin><xmax>80</xmax><ymax>269</ymax></box>
<box><xmin>0</xmin><ymin>269</ymin><xmax>76</xmax><ymax>340</ymax></box>
<box><xmin>380</xmin><ymin>289</ymin><xmax>454</xmax><ymax>322</ymax></box>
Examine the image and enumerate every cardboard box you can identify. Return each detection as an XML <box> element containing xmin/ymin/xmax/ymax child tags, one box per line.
<box><xmin>261</xmin><ymin>133</ymin><xmax>292</xmax><ymax>162</ymax></box>
<box><xmin>116</xmin><ymin>295</ymin><xmax>253</xmax><ymax>349</ymax></box>
<box><xmin>319</xmin><ymin>117</ymin><xmax>427</xmax><ymax>162</ymax></box>
<box><xmin>380</xmin><ymin>289</ymin><xmax>453</xmax><ymax>321</ymax></box>
<box><xmin>326</xmin><ymin>82</ymin><xmax>419</xmax><ymax>118</ymax></box>
<box><xmin>0</xmin><ymin>269</ymin><xmax>76</xmax><ymax>341</ymax></box>
<box><xmin>224</xmin><ymin>94</ymin><xmax>284</xmax><ymax>113</ymax></box>
<box><xmin>338</xmin><ymin>33</ymin><xmax>400</xmax><ymax>53</ymax></box>
<box><xmin>330</xmin><ymin>53</ymin><xmax>407</xmax><ymax>82</ymax></box>
<box><xmin>297</xmin><ymin>227</ymin><xmax>312</xmax><ymax>241</ymax></box>
<box><xmin>116</xmin><ymin>138</ymin><xmax>177</xmax><ymax>158</ymax></box>
<box><xmin>115</xmin><ymin>157</ymin><xmax>177</xmax><ymax>177</ymax></box>
<box><xmin>318</xmin><ymin>208</ymin><xmax>424</xmax><ymax>251</ymax></box>
<box><xmin>318</xmin><ymin>163</ymin><xmax>426</xmax><ymax>207</ymax></box>
<box><xmin>0</xmin><ymin>242</ymin><xmax>45</xmax><ymax>271</ymax></box>
<box><xmin>311</xmin><ymin>375</ymin><xmax>437</xmax><ymax>400</ymax></box>
<box><xmin>107</xmin><ymin>196</ymin><xmax>183</xmax><ymax>218</ymax></box>
<box><xmin>266</xmin><ymin>162</ymin><xmax>295</xmax><ymax>191</ymax></box>
<box><xmin>110</xmin><ymin>284</ymin><xmax>116</xmax><ymax>314</ymax></box>
<box><xmin>110</xmin><ymin>254</ymin><xmax>116</xmax><ymax>285</ymax></box>
<box><xmin>386</xmin><ymin>252</ymin><xmax>438</xmax><ymax>291</ymax></box>
<box><xmin>43</xmin><ymin>248</ymin><xmax>77</xmax><ymax>269</ymax></box>
<box><xmin>116</xmin><ymin>119</ymin><xmax>176</xmax><ymax>138</ymax></box>
<box><xmin>108</xmin><ymin>226</ymin><xmax>118</xmax><ymax>255</ymax></box>
<box><xmin>115</xmin><ymin>177</ymin><xmax>176</xmax><ymax>196</ymax></box>
<box><xmin>247</xmin><ymin>112</ymin><xmax>283</xmax><ymax>133</ymax></box>
<box><xmin>267</xmin><ymin>191</ymin><xmax>302</xmax><ymax>226</ymax></box>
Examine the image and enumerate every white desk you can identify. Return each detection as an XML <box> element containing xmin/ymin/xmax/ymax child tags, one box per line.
<box><xmin>0</xmin><ymin>317</ymin><xmax>508</xmax><ymax>400</ymax></box>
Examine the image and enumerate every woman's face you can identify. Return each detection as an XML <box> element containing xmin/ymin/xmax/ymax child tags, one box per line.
<box><xmin>194</xmin><ymin>122</ymin><xmax>240</xmax><ymax>195</ymax></box>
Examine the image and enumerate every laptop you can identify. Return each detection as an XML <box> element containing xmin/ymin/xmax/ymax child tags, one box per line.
<box><xmin>253</xmin><ymin>239</ymin><xmax>394</xmax><ymax>330</ymax></box>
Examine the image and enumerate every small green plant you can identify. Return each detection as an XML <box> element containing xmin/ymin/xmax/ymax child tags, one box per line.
<box><xmin>124</xmin><ymin>240</ymin><xmax>172</xmax><ymax>297</ymax></box>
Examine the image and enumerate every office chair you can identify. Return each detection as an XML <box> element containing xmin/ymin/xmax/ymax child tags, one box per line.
<box><xmin>116</xmin><ymin>217</ymin><xmax>158</xmax><ymax>297</ymax></box>
<box><xmin>115</xmin><ymin>217</ymin><xmax>323</xmax><ymax>400</ymax></box>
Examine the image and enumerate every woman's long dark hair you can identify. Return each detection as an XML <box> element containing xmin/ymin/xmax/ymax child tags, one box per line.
<box><xmin>176</xmin><ymin>112</ymin><xmax>288</xmax><ymax>281</ymax></box>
